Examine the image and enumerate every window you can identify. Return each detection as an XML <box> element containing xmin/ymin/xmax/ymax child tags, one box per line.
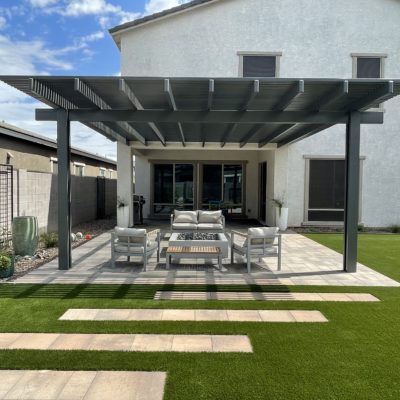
<box><xmin>99</xmin><ymin>168</ymin><xmax>106</xmax><ymax>177</ymax></box>
<box><xmin>238</xmin><ymin>52</ymin><xmax>281</xmax><ymax>77</ymax></box>
<box><xmin>50</xmin><ymin>157</ymin><xmax>58</xmax><ymax>174</ymax></box>
<box><xmin>73</xmin><ymin>162</ymin><xmax>85</xmax><ymax>177</ymax></box>
<box><xmin>108</xmin><ymin>169</ymin><xmax>114</xmax><ymax>179</ymax></box>
<box><xmin>153</xmin><ymin>163</ymin><xmax>194</xmax><ymax>214</ymax></box>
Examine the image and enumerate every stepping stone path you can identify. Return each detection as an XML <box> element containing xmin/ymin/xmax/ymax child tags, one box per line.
<box><xmin>60</xmin><ymin>308</ymin><xmax>328</xmax><ymax>322</ymax></box>
<box><xmin>0</xmin><ymin>333</ymin><xmax>252</xmax><ymax>353</ymax></box>
<box><xmin>0</xmin><ymin>370</ymin><xmax>166</xmax><ymax>400</ymax></box>
<box><xmin>154</xmin><ymin>291</ymin><xmax>380</xmax><ymax>301</ymax></box>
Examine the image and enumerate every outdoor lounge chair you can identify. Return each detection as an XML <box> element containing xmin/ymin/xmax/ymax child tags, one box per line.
<box><xmin>231</xmin><ymin>227</ymin><xmax>281</xmax><ymax>273</ymax></box>
<box><xmin>111</xmin><ymin>227</ymin><xmax>160</xmax><ymax>271</ymax></box>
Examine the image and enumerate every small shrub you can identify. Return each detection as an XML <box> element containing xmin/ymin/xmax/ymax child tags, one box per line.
<box><xmin>390</xmin><ymin>225</ymin><xmax>400</xmax><ymax>234</ymax></box>
<box><xmin>358</xmin><ymin>224</ymin><xmax>366</xmax><ymax>232</ymax></box>
<box><xmin>40</xmin><ymin>232</ymin><xmax>58</xmax><ymax>248</ymax></box>
<box><xmin>0</xmin><ymin>253</ymin><xmax>11</xmax><ymax>270</ymax></box>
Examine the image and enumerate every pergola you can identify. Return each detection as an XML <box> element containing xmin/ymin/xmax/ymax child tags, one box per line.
<box><xmin>1</xmin><ymin>76</ymin><xmax>399</xmax><ymax>272</ymax></box>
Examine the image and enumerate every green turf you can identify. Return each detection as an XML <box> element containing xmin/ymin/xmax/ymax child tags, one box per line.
<box><xmin>0</xmin><ymin>234</ymin><xmax>399</xmax><ymax>399</ymax></box>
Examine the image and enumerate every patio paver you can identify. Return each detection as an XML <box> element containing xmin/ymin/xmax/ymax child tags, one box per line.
<box><xmin>9</xmin><ymin>231</ymin><xmax>400</xmax><ymax>287</ymax></box>
<box><xmin>0</xmin><ymin>370</ymin><xmax>166</xmax><ymax>400</ymax></box>
<box><xmin>0</xmin><ymin>333</ymin><xmax>253</xmax><ymax>352</ymax></box>
<box><xmin>154</xmin><ymin>291</ymin><xmax>380</xmax><ymax>301</ymax></box>
<box><xmin>59</xmin><ymin>309</ymin><xmax>328</xmax><ymax>322</ymax></box>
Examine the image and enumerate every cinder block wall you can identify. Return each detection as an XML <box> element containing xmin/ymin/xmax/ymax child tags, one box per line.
<box><xmin>13</xmin><ymin>170</ymin><xmax>116</xmax><ymax>233</ymax></box>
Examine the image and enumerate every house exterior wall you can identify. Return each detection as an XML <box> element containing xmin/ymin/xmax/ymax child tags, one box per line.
<box><xmin>0</xmin><ymin>135</ymin><xmax>117</xmax><ymax>178</ymax></box>
<box><xmin>118</xmin><ymin>0</ymin><xmax>400</xmax><ymax>227</ymax></box>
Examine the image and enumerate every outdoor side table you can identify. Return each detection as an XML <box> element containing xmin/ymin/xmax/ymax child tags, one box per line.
<box><xmin>166</xmin><ymin>246</ymin><xmax>222</xmax><ymax>270</ymax></box>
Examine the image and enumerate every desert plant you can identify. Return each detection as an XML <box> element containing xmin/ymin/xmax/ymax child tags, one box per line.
<box><xmin>271</xmin><ymin>194</ymin><xmax>286</xmax><ymax>216</ymax></box>
<box><xmin>40</xmin><ymin>232</ymin><xmax>58</xmax><ymax>248</ymax></box>
<box><xmin>389</xmin><ymin>225</ymin><xmax>400</xmax><ymax>234</ymax></box>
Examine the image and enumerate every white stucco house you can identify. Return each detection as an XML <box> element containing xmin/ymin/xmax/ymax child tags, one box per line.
<box><xmin>109</xmin><ymin>0</ymin><xmax>400</xmax><ymax>228</ymax></box>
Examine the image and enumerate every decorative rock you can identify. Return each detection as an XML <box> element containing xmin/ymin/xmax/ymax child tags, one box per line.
<box><xmin>76</xmin><ymin>232</ymin><xmax>83</xmax><ymax>239</ymax></box>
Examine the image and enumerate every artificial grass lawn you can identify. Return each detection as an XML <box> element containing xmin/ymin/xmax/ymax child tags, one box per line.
<box><xmin>0</xmin><ymin>234</ymin><xmax>399</xmax><ymax>399</ymax></box>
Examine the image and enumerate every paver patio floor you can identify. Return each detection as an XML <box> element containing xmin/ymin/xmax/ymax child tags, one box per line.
<box><xmin>11</xmin><ymin>230</ymin><xmax>399</xmax><ymax>287</ymax></box>
<box><xmin>59</xmin><ymin>308</ymin><xmax>328</xmax><ymax>322</ymax></box>
<box><xmin>0</xmin><ymin>370</ymin><xmax>166</xmax><ymax>400</ymax></box>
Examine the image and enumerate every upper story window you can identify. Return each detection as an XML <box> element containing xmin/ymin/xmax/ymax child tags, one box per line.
<box><xmin>99</xmin><ymin>167</ymin><xmax>106</xmax><ymax>177</ymax></box>
<box><xmin>238</xmin><ymin>52</ymin><xmax>282</xmax><ymax>78</ymax></box>
<box><xmin>50</xmin><ymin>157</ymin><xmax>58</xmax><ymax>174</ymax></box>
<box><xmin>352</xmin><ymin>53</ymin><xmax>386</xmax><ymax>79</ymax></box>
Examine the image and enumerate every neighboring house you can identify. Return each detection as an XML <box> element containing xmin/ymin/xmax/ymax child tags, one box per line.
<box><xmin>0</xmin><ymin>122</ymin><xmax>117</xmax><ymax>178</ymax></box>
<box><xmin>108</xmin><ymin>0</ymin><xmax>398</xmax><ymax>228</ymax></box>
<box><xmin>0</xmin><ymin>122</ymin><xmax>117</xmax><ymax>235</ymax></box>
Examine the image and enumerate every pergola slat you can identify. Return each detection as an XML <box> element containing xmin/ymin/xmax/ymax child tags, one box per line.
<box><xmin>273</xmin><ymin>80</ymin><xmax>305</xmax><ymax>111</ymax></box>
<box><xmin>164</xmin><ymin>79</ymin><xmax>185</xmax><ymax>146</ymax></box>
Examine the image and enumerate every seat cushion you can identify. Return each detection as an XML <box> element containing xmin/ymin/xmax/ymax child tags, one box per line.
<box><xmin>198</xmin><ymin>210</ymin><xmax>222</xmax><ymax>224</ymax></box>
<box><xmin>115</xmin><ymin>241</ymin><xmax>158</xmax><ymax>253</ymax></box>
<box><xmin>197</xmin><ymin>223</ymin><xmax>223</xmax><ymax>230</ymax></box>
<box><xmin>172</xmin><ymin>222</ymin><xmax>198</xmax><ymax>230</ymax></box>
<box><xmin>174</xmin><ymin>210</ymin><xmax>198</xmax><ymax>224</ymax></box>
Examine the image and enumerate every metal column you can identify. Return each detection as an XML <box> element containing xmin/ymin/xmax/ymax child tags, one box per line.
<box><xmin>57</xmin><ymin>110</ymin><xmax>72</xmax><ymax>270</ymax></box>
<box><xmin>343</xmin><ymin>111</ymin><xmax>361</xmax><ymax>272</ymax></box>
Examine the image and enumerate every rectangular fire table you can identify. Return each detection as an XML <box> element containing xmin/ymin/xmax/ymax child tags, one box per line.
<box><xmin>168</xmin><ymin>232</ymin><xmax>229</xmax><ymax>258</ymax></box>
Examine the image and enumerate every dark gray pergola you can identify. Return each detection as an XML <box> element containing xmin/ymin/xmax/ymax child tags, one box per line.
<box><xmin>1</xmin><ymin>76</ymin><xmax>399</xmax><ymax>272</ymax></box>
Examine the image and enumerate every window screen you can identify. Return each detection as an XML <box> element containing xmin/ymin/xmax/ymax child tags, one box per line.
<box><xmin>243</xmin><ymin>56</ymin><xmax>276</xmax><ymax>77</ymax></box>
<box><xmin>356</xmin><ymin>58</ymin><xmax>381</xmax><ymax>78</ymax></box>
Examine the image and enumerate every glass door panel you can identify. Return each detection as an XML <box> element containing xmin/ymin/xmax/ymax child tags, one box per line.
<box><xmin>223</xmin><ymin>164</ymin><xmax>243</xmax><ymax>214</ymax></box>
<box><xmin>202</xmin><ymin>164</ymin><xmax>222</xmax><ymax>209</ymax></box>
<box><xmin>175</xmin><ymin>164</ymin><xmax>194</xmax><ymax>209</ymax></box>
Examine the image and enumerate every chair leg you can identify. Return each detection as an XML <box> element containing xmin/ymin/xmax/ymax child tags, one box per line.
<box><xmin>111</xmin><ymin>252</ymin><xmax>115</xmax><ymax>269</ymax></box>
<box><xmin>143</xmin><ymin>254</ymin><xmax>147</xmax><ymax>272</ymax></box>
<box><xmin>127</xmin><ymin>256</ymin><xmax>130</xmax><ymax>262</ymax></box>
<box><xmin>247</xmin><ymin>256</ymin><xmax>251</xmax><ymax>273</ymax></box>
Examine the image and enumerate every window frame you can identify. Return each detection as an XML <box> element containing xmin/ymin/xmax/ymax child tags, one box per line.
<box><xmin>238</xmin><ymin>51</ymin><xmax>282</xmax><ymax>78</ymax></box>
<box><xmin>73</xmin><ymin>162</ymin><xmax>86</xmax><ymax>177</ymax></box>
<box><xmin>303</xmin><ymin>156</ymin><xmax>364</xmax><ymax>226</ymax></box>
<box><xmin>99</xmin><ymin>167</ymin><xmax>106</xmax><ymax>177</ymax></box>
<box><xmin>50</xmin><ymin>157</ymin><xmax>58</xmax><ymax>174</ymax></box>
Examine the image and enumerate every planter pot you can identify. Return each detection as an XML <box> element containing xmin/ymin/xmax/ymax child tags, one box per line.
<box><xmin>12</xmin><ymin>216</ymin><xmax>39</xmax><ymax>257</ymax></box>
<box><xmin>0</xmin><ymin>257</ymin><xmax>14</xmax><ymax>279</ymax></box>
<box><xmin>276</xmin><ymin>207</ymin><xmax>289</xmax><ymax>231</ymax></box>
<box><xmin>117</xmin><ymin>206</ymin><xmax>130</xmax><ymax>228</ymax></box>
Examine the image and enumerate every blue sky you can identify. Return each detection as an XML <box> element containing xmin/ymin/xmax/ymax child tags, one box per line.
<box><xmin>0</xmin><ymin>0</ymin><xmax>189</xmax><ymax>159</ymax></box>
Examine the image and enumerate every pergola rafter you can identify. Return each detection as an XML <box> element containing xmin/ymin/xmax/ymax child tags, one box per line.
<box><xmin>164</xmin><ymin>79</ymin><xmax>185</xmax><ymax>146</ymax></box>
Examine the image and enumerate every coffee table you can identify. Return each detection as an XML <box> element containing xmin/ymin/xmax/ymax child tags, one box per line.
<box><xmin>168</xmin><ymin>232</ymin><xmax>229</xmax><ymax>258</ymax></box>
<box><xmin>166</xmin><ymin>246</ymin><xmax>222</xmax><ymax>270</ymax></box>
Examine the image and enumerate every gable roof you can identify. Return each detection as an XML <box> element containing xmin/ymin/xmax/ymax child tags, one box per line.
<box><xmin>109</xmin><ymin>0</ymin><xmax>219</xmax><ymax>36</ymax></box>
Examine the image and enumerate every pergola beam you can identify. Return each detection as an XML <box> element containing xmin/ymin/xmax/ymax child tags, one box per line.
<box><xmin>241</xmin><ymin>80</ymin><xmax>259</xmax><ymax>111</ymax></box>
<box><xmin>239</xmin><ymin>124</ymin><xmax>264</xmax><ymax>147</ymax></box>
<box><xmin>350</xmin><ymin>80</ymin><xmax>394</xmax><ymax>111</ymax></box>
<box><xmin>36</xmin><ymin>109</ymin><xmax>384</xmax><ymax>125</ymax></box>
<box><xmin>273</xmin><ymin>80</ymin><xmax>305</xmax><ymax>111</ymax></box>
<box><xmin>207</xmin><ymin>79</ymin><xmax>214</xmax><ymax>110</ymax></box>
<box><xmin>164</xmin><ymin>79</ymin><xmax>185</xmax><ymax>146</ymax></box>
<box><xmin>30</xmin><ymin>79</ymin><xmax>126</xmax><ymax>144</ymax></box>
<box><xmin>119</xmin><ymin>79</ymin><xmax>166</xmax><ymax>146</ymax></box>
<box><xmin>310</xmin><ymin>80</ymin><xmax>349</xmax><ymax>112</ymax></box>
<box><xmin>221</xmin><ymin>123</ymin><xmax>238</xmax><ymax>147</ymax></box>
<box><xmin>277</xmin><ymin>125</ymin><xmax>330</xmax><ymax>147</ymax></box>
<box><xmin>75</xmin><ymin>78</ymin><xmax>146</xmax><ymax>145</ymax></box>
<box><xmin>258</xmin><ymin>125</ymin><xmax>297</xmax><ymax>148</ymax></box>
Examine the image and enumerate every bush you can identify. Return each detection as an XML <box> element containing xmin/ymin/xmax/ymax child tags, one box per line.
<box><xmin>40</xmin><ymin>232</ymin><xmax>58</xmax><ymax>248</ymax></box>
<box><xmin>0</xmin><ymin>253</ymin><xmax>11</xmax><ymax>270</ymax></box>
<box><xmin>358</xmin><ymin>224</ymin><xmax>366</xmax><ymax>232</ymax></box>
<box><xmin>390</xmin><ymin>225</ymin><xmax>400</xmax><ymax>234</ymax></box>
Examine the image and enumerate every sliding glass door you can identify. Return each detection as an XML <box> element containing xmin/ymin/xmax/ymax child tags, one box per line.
<box><xmin>153</xmin><ymin>163</ymin><xmax>194</xmax><ymax>215</ymax></box>
<box><xmin>201</xmin><ymin>163</ymin><xmax>243</xmax><ymax>214</ymax></box>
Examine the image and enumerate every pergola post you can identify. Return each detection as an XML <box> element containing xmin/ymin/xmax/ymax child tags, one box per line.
<box><xmin>343</xmin><ymin>111</ymin><xmax>361</xmax><ymax>272</ymax></box>
<box><xmin>57</xmin><ymin>110</ymin><xmax>72</xmax><ymax>270</ymax></box>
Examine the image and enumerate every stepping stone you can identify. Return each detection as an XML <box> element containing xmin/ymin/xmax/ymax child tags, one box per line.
<box><xmin>59</xmin><ymin>309</ymin><xmax>328</xmax><ymax>323</ymax></box>
<box><xmin>0</xmin><ymin>333</ymin><xmax>252</xmax><ymax>353</ymax></box>
<box><xmin>154</xmin><ymin>291</ymin><xmax>380</xmax><ymax>302</ymax></box>
<box><xmin>0</xmin><ymin>370</ymin><xmax>166</xmax><ymax>400</ymax></box>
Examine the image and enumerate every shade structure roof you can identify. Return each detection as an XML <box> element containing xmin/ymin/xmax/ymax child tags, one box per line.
<box><xmin>1</xmin><ymin>76</ymin><xmax>399</xmax><ymax>148</ymax></box>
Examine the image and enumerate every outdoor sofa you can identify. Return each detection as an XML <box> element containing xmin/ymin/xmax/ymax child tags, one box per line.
<box><xmin>170</xmin><ymin>210</ymin><xmax>225</xmax><ymax>233</ymax></box>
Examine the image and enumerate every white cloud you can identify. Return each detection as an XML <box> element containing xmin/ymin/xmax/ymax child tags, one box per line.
<box><xmin>0</xmin><ymin>16</ymin><xmax>6</xmax><ymax>30</ymax></box>
<box><xmin>29</xmin><ymin>0</ymin><xmax>59</xmax><ymax>7</ymax></box>
<box><xmin>144</xmin><ymin>0</ymin><xmax>189</xmax><ymax>15</ymax></box>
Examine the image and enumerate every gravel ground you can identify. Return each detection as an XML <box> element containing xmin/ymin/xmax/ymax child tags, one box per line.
<box><xmin>1</xmin><ymin>217</ymin><xmax>116</xmax><ymax>282</ymax></box>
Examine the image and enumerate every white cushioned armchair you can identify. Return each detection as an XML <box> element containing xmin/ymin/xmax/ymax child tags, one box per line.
<box><xmin>170</xmin><ymin>210</ymin><xmax>225</xmax><ymax>232</ymax></box>
<box><xmin>111</xmin><ymin>227</ymin><xmax>160</xmax><ymax>271</ymax></box>
<box><xmin>231</xmin><ymin>227</ymin><xmax>281</xmax><ymax>273</ymax></box>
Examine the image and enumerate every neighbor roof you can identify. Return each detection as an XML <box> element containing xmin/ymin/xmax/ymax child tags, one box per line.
<box><xmin>0</xmin><ymin>121</ymin><xmax>116</xmax><ymax>165</ymax></box>
<box><xmin>0</xmin><ymin>76</ymin><xmax>398</xmax><ymax>148</ymax></box>
<box><xmin>109</xmin><ymin>0</ymin><xmax>219</xmax><ymax>36</ymax></box>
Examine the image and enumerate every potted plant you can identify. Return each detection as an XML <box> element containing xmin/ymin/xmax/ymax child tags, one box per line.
<box><xmin>271</xmin><ymin>194</ymin><xmax>288</xmax><ymax>231</ymax></box>
<box><xmin>0</xmin><ymin>252</ymin><xmax>14</xmax><ymax>279</ymax></box>
<box><xmin>117</xmin><ymin>197</ymin><xmax>130</xmax><ymax>227</ymax></box>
